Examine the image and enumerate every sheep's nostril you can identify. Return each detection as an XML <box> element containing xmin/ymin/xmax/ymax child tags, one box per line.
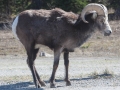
<box><xmin>104</xmin><ymin>30</ymin><xmax>112</xmax><ymax>36</ymax></box>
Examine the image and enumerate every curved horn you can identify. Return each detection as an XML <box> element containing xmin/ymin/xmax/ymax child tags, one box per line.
<box><xmin>100</xmin><ymin>4</ymin><xmax>108</xmax><ymax>20</ymax></box>
<box><xmin>81</xmin><ymin>3</ymin><xmax>107</xmax><ymax>23</ymax></box>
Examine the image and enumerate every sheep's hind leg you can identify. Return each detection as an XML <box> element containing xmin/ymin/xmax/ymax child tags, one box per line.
<box><xmin>64</xmin><ymin>52</ymin><xmax>71</xmax><ymax>86</ymax></box>
<box><xmin>27</xmin><ymin>46</ymin><xmax>44</xmax><ymax>88</ymax></box>
<box><xmin>32</xmin><ymin>49</ymin><xmax>46</xmax><ymax>87</ymax></box>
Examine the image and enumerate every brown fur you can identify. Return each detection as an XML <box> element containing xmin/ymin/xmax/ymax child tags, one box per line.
<box><xmin>13</xmin><ymin>8</ymin><xmax>111</xmax><ymax>88</ymax></box>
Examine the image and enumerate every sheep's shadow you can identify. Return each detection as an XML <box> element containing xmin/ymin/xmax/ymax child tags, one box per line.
<box><xmin>55</xmin><ymin>77</ymin><xmax>92</xmax><ymax>82</ymax></box>
<box><xmin>0</xmin><ymin>77</ymin><xmax>92</xmax><ymax>90</ymax></box>
<box><xmin>0</xmin><ymin>82</ymin><xmax>43</xmax><ymax>90</ymax></box>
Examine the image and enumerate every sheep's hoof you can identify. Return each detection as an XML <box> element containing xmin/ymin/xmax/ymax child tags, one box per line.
<box><xmin>64</xmin><ymin>79</ymin><xmax>71</xmax><ymax>86</ymax></box>
<box><xmin>65</xmin><ymin>79</ymin><xmax>71</xmax><ymax>86</ymax></box>
<box><xmin>35</xmin><ymin>83</ymin><xmax>41</xmax><ymax>88</ymax></box>
<box><xmin>40</xmin><ymin>81</ymin><xmax>46</xmax><ymax>87</ymax></box>
<box><xmin>50</xmin><ymin>83</ymin><xmax>56</xmax><ymax>88</ymax></box>
<box><xmin>66</xmin><ymin>80</ymin><xmax>71</xmax><ymax>86</ymax></box>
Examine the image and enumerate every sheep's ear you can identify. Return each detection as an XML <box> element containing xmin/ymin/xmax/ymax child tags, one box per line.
<box><xmin>92</xmin><ymin>12</ymin><xmax>97</xmax><ymax>20</ymax></box>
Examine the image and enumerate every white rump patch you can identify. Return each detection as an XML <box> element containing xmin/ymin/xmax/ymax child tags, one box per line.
<box><xmin>12</xmin><ymin>16</ymin><xmax>19</xmax><ymax>40</ymax></box>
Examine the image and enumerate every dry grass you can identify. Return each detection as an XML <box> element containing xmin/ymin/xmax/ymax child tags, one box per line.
<box><xmin>0</xmin><ymin>20</ymin><xmax>120</xmax><ymax>57</ymax></box>
<box><xmin>90</xmin><ymin>69</ymin><xmax>114</xmax><ymax>79</ymax></box>
<box><xmin>0</xmin><ymin>30</ymin><xmax>25</xmax><ymax>56</ymax></box>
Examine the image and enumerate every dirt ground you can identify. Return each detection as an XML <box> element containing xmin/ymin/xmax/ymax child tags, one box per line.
<box><xmin>0</xmin><ymin>20</ymin><xmax>120</xmax><ymax>90</ymax></box>
<box><xmin>0</xmin><ymin>57</ymin><xmax>120</xmax><ymax>90</ymax></box>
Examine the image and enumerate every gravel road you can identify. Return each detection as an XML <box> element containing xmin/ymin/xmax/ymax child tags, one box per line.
<box><xmin>0</xmin><ymin>56</ymin><xmax>120</xmax><ymax>90</ymax></box>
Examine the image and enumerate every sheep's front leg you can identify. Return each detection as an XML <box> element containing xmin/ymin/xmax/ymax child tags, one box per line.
<box><xmin>64</xmin><ymin>52</ymin><xmax>71</xmax><ymax>86</ymax></box>
<box><xmin>49</xmin><ymin>47</ymin><xmax>62</xmax><ymax>88</ymax></box>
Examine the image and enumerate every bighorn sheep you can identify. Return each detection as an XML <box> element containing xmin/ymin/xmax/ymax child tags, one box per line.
<box><xmin>12</xmin><ymin>3</ymin><xmax>112</xmax><ymax>88</ymax></box>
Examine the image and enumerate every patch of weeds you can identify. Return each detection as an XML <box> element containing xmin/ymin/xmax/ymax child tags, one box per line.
<box><xmin>90</xmin><ymin>71</ymin><xmax>99</xmax><ymax>79</ymax></box>
<box><xmin>97</xmin><ymin>36</ymin><xmax>101</xmax><ymax>39</ymax></box>
<box><xmin>89</xmin><ymin>69</ymin><xmax>114</xmax><ymax>79</ymax></box>
<box><xmin>100</xmin><ymin>68</ymin><xmax>114</xmax><ymax>79</ymax></box>
<box><xmin>81</xmin><ymin>42</ymin><xmax>92</xmax><ymax>49</ymax></box>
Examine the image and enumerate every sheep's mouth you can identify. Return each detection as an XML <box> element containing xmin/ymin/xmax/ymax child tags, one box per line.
<box><xmin>104</xmin><ymin>32</ymin><xmax>111</xmax><ymax>36</ymax></box>
<box><xmin>104</xmin><ymin>29</ymin><xmax>112</xmax><ymax>36</ymax></box>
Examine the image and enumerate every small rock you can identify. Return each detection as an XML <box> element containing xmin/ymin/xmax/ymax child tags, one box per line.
<box><xmin>39</xmin><ymin>51</ymin><xmax>53</xmax><ymax>57</ymax></box>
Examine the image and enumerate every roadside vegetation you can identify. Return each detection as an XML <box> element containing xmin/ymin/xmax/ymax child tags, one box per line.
<box><xmin>0</xmin><ymin>0</ymin><xmax>120</xmax><ymax>21</ymax></box>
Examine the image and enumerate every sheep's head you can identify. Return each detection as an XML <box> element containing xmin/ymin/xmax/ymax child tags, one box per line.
<box><xmin>81</xmin><ymin>3</ymin><xmax>112</xmax><ymax>36</ymax></box>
